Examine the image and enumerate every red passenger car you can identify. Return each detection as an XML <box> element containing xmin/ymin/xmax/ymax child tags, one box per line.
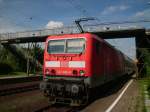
<box><xmin>40</xmin><ymin>33</ymin><xmax>136</xmax><ymax>106</ymax></box>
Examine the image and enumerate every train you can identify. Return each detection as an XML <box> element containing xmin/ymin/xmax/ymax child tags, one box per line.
<box><xmin>40</xmin><ymin>32</ymin><xmax>136</xmax><ymax>106</ymax></box>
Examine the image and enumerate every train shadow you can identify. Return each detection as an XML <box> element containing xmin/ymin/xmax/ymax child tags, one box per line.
<box><xmin>88</xmin><ymin>74</ymin><xmax>134</xmax><ymax>105</ymax></box>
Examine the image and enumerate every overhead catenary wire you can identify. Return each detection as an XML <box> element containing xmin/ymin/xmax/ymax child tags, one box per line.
<box><xmin>83</xmin><ymin>20</ymin><xmax>150</xmax><ymax>26</ymax></box>
<box><xmin>66</xmin><ymin>0</ymin><xmax>91</xmax><ymax>17</ymax></box>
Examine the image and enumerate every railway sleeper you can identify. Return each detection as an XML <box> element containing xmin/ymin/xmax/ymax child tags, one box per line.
<box><xmin>0</xmin><ymin>85</ymin><xmax>39</xmax><ymax>96</ymax></box>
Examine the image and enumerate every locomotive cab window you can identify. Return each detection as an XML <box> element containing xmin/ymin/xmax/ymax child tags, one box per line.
<box><xmin>47</xmin><ymin>40</ymin><xmax>65</xmax><ymax>53</ymax></box>
<box><xmin>67</xmin><ymin>38</ymin><xmax>85</xmax><ymax>53</ymax></box>
<box><xmin>47</xmin><ymin>38</ymin><xmax>85</xmax><ymax>54</ymax></box>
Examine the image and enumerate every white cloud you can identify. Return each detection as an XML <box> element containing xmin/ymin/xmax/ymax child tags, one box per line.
<box><xmin>134</xmin><ymin>9</ymin><xmax>150</xmax><ymax>18</ymax></box>
<box><xmin>120</xmin><ymin>5</ymin><xmax>128</xmax><ymax>10</ymax></box>
<box><xmin>45</xmin><ymin>21</ymin><xmax>64</xmax><ymax>29</ymax></box>
<box><xmin>0</xmin><ymin>19</ymin><xmax>64</xmax><ymax>33</ymax></box>
<box><xmin>101</xmin><ymin>5</ymin><xmax>129</xmax><ymax>15</ymax></box>
<box><xmin>135</xmin><ymin>12</ymin><xmax>144</xmax><ymax>17</ymax></box>
<box><xmin>128</xmin><ymin>9</ymin><xmax>150</xmax><ymax>28</ymax></box>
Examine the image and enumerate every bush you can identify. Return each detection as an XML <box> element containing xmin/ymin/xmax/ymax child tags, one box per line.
<box><xmin>0</xmin><ymin>63</ymin><xmax>13</xmax><ymax>75</ymax></box>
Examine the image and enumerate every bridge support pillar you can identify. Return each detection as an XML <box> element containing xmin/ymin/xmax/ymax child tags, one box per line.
<box><xmin>135</xmin><ymin>33</ymin><xmax>148</xmax><ymax>78</ymax></box>
<box><xmin>136</xmin><ymin>49</ymin><xmax>147</xmax><ymax>77</ymax></box>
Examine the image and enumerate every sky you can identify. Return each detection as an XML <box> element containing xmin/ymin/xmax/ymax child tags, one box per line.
<box><xmin>0</xmin><ymin>0</ymin><xmax>150</xmax><ymax>59</ymax></box>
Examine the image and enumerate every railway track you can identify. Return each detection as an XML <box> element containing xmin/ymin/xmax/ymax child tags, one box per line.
<box><xmin>0</xmin><ymin>75</ymin><xmax>42</xmax><ymax>85</ymax></box>
<box><xmin>0</xmin><ymin>75</ymin><xmax>83</xmax><ymax>111</ymax></box>
<box><xmin>34</xmin><ymin>104</ymin><xmax>83</xmax><ymax>112</ymax></box>
<box><xmin>33</xmin><ymin>75</ymin><xmax>131</xmax><ymax>112</ymax></box>
<box><xmin>0</xmin><ymin>81</ymin><xmax>40</xmax><ymax>96</ymax></box>
<box><xmin>0</xmin><ymin>75</ymin><xmax>42</xmax><ymax>96</ymax></box>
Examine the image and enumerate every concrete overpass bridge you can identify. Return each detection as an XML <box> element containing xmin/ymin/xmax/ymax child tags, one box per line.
<box><xmin>0</xmin><ymin>25</ymin><xmax>149</xmax><ymax>45</ymax></box>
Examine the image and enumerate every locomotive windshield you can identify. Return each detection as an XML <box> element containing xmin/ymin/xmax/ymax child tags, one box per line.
<box><xmin>47</xmin><ymin>38</ymin><xmax>85</xmax><ymax>54</ymax></box>
<box><xmin>47</xmin><ymin>40</ymin><xmax>65</xmax><ymax>53</ymax></box>
<box><xmin>67</xmin><ymin>39</ymin><xmax>85</xmax><ymax>53</ymax></box>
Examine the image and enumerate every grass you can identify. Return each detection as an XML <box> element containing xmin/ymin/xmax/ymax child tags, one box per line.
<box><xmin>136</xmin><ymin>64</ymin><xmax>150</xmax><ymax>111</ymax></box>
<box><xmin>146</xmin><ymin>66</ymin><xmax>150</xmax><ymax>97</ymax></box>
<box><xmin>0</xmin><ymin>72</ymin><xmax>41</xmax><ymax>78</ymax></box>
<box><xmin>138</xmin><ymin>78</ymin><xmax>147</xmax><ymax>112</ymax></box>
<box><xmin>139</xmin><ymin>73</ymin><xmax>150</xmax><ymax>112</ymax></box>
<box><xmin>147</xmin><ymin>66</ymin><xmax>150</xmax><ymax>74</ymax></box>
<box><xmin>0</xmin><ymin>72</ymin><xmax>27</xmax><ymax>77</ymax></box>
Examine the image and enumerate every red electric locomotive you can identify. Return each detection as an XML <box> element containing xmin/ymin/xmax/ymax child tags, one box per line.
<box><xmin>40</xmin><ymin>32</ymin><xmax>136</xmax><ymax>106</ymax></box>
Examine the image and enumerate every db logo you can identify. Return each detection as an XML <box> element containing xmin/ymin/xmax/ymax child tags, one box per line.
<box><xmin>60</xmin><ymin>61</ymin><xmax>68</xmax><ymax>67</ymax></box>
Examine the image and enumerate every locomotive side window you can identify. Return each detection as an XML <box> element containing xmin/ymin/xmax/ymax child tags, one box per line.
<box><xmin>47</xmin><ymin>40</ymin><xmax>65</xmax><ymax>53</ymax></box>
<box><xmin>67</xmin><ymin>38</ymin><xmax>85</xmax><ymax>53</ymax></box>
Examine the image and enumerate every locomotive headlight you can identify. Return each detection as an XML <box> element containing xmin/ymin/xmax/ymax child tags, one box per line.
<box><xmin>79</xmin><ymin>70</ymin><xmax>85</xmax><ymax>76</ymax></box>
<box><xmin>71</xmin><ymin>84</ymin><xmax>79</xmax><ymax>94</ymax></box>
<box><xmin>45</xmin><ymin>69</ymin><xmax>50</xmax><ymax>74</ymax></box>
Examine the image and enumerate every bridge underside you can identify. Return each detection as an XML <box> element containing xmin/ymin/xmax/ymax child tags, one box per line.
<box><xmin>1</xmin><ymin>28</ymin><xmax>149</xmax><ymax>48</ymax></box>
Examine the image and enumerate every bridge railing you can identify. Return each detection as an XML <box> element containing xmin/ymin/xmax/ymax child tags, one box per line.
<box><xmin>0</xmin><ymin>26</ymin><xmax>78</xmax><ymax>40</ymax></box>
<box><xmin>0</xmin><ymin>23</ymin><xmax>143</xmax><ymax>41</ymax></box>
